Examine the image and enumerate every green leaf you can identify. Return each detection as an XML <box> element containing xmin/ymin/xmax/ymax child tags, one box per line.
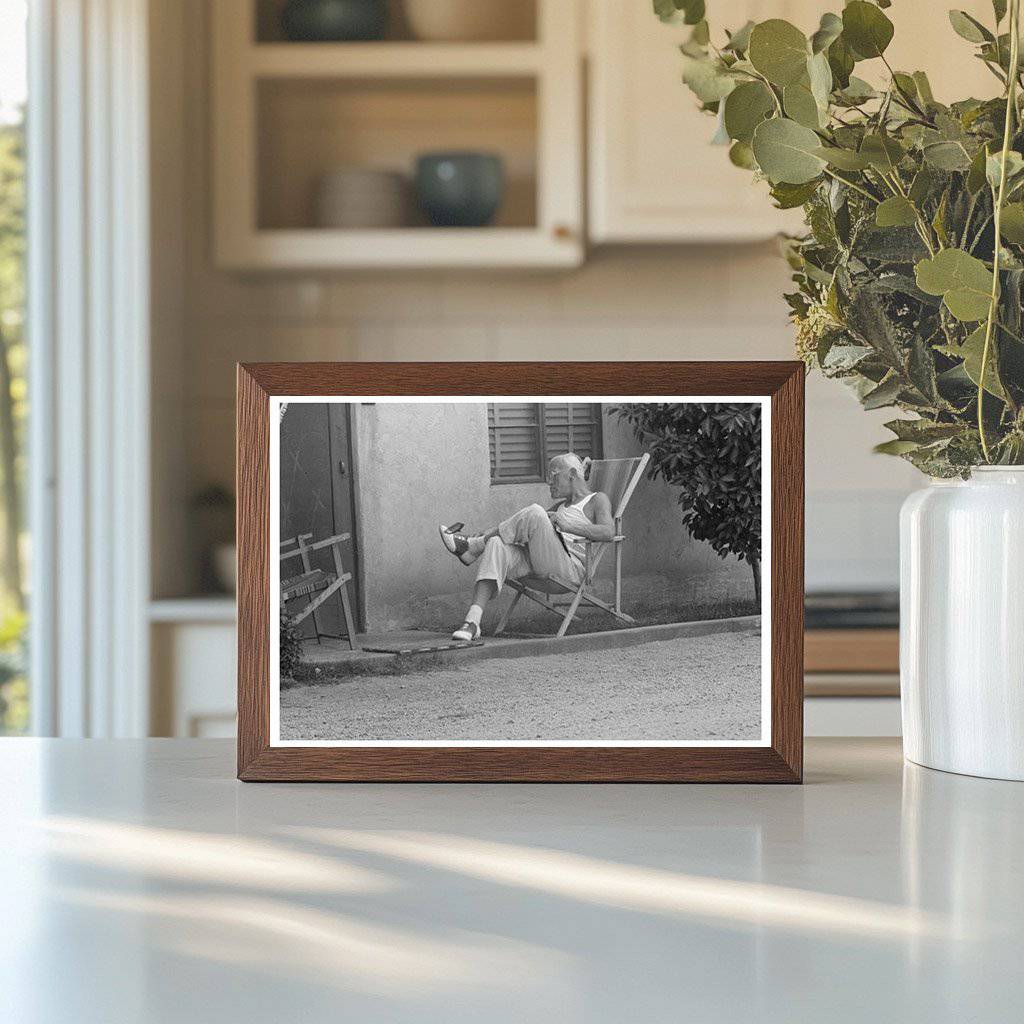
<box><xmin>751</xmin><ymin>117</ymin><xmax>827</xmax><ymax>184</ymax></box>
<box><xmin>783</xmin><ymin>83</ymin><xmax>822</xmax><ymax>128</ymax></box>
<box><xmin>1000</xmin><ymin>202</ymin><xmax>1024</xmax><ymax>242</ymax></box>
<box><xmin>885</xmin><ymin>418</ymin><xmax>963</xmax><ymax>443</ymax></box>
<box><xmin>855</xmin><ymin>226</ymin><xmax>929</xmax><ymax>263</ymax></box>
<box><xmin>842</xmin><ymin>1</ymin><xmax>894</xmax><ymax>60</ymax></box>
<box><xmin>908</xmin><ymin>334</ymin><xmax>941</xmax><ymax>402</ymax></box>
<box><xmin>847</xmin><ymin>283</ymin><xmax>911</xmax><ymax>371</ymax></box>
<box><xmin>810</xmin><ymin>12</ymin><xmax>843</xmax><ymax>54</ymax></box>
<box><xmin>827</xmin><ymin>35</ymin><xmax>855</xmax><ymax>89</ymax></box>
<box><xmin>807</xmin><ymin>51</ymin><xmax>833</xmax><ymax>110</ymax></box>
<box><xmin>860</xmin><ymin>133</ymin><xmax>905</xmax><ymax>173</ymax></box>
<box><xmin>874</xmin><ymin>439</ymin><xmax>922</xmax><ymax>455</ymax></box>
<box><xmin>710</xmin><ymin>107</ymin><xmax>730</xmax><ymax>145</ymax></box>
<box><xmin>967</xmin><ymin>142</ymin><xmax>993</xmax><ymax>193</ymax></box>
<box><xmin>986</xmin><ymin>150</ymin><xmax>1024</xmax><ymax>190</ymax></box>
<box><xmin>958</xmin><ymin>324</ymin><xmax>1007</xmax><ymax>398</ymax></box>
<box><xmin>770</xmin><ymin>179</ymin><xmax>820</xmax><ymax>209</ymax></box>
<box><xmin>689</xmin><ymin>20</ymin><xmax>710</xmax><ymax>46</ymax></box>
<box><xmin>948</xmin><ymin>10</ymin><xmax>993</xmax><ymax>44</ymax></box>
<box><xmin>923</xmin><ymin>141</ymin><xmax>972</xmax><ymax>171</ymax></box>
<box><xmin>932</xmin><ymin>190</ymin><xmax>950</xmax><ymax>246</ymax></box>
<box><xmin>912</xmin><ymin>71</ymin><xmax>935</xmax><ymax>105</ymax></box>
<box><xmin>892</xmin><ymin>72</ymin><xmax>919</xmax><ymax>102</ymax></box>
<box><xmin>875</xmin><ymin>196</ymin><xmax>918</xmax><ymax>228</ymax></box>
<box><xmin>836</xmin><ymin>75</ymin><xmax>877</xmax><ymax>104</ymax></box>
<box><xmin>814</xmin><ymin>145</ymin><xmax>872</xmax><ymax>170</ymax></box>
<box><xmin>724</xmin><ymin>20</ymin><xmax>755</xmax><ymax>53</ymax></box>
<box><xmin>915</xmin><ymin>249</ymin><xmax>994</xmax><ymax>321</ymax></box>
<box><xmin>993</xmin><ymin>0</ymin><xmax>1008</xmax><ymax>24</ymax></box>
<box><xmin>681</xmin><ymin>0</ymin><xmax>705</xmax><ymax>26</ymax></box>
<box><xmin>681</xmin><ymin>55</ymin><xmax>737</xmax><ymax>103</ymax></box>
<box><xmin>723</xmin><ymin>81</ymin><xmax>775</xmax><ymax>143</ymax></box>
<box><xmin>728</xmin><ymin>140</ymin><xmax>758</xmax><ymax>169</ymax></box>
<box><xmin>654</xmin><ymin>0</ymin><xmax>705</xmax><ymax>25</ymax></box>
<box><xmin>748</xmin><ymin>19</ymin><xmax>810</xmax><ymax>87</ymax></box>
<box><xmin>909</xmin><ymin>165</ymin><xmax>936</xmax><ymax>205</ymax></box>
<box><xmin>862</xmin><ymin>374</ymin><xmax>902</xmax><ymax>410</ymax></box>
<box><xmin>653</xmin><ymin>0</ymin><xmax>677</xmax><ymax>23</ymax></box>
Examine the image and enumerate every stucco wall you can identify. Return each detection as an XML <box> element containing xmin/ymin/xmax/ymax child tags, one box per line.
<box><xmin>354</xmin><ymin>402</ymin><xmax>752</xmax><ymax>631</ymax></box>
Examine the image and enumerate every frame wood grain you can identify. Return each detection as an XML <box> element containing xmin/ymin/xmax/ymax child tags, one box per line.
<box><xmin>237</xmin><ymin>362</ymin><xmax>804</xmax><ymax>782</ymax></box>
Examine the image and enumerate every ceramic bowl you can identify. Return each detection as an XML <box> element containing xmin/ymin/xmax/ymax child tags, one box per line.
<box><xmin>403</xmin><ymin>0</ymin><xmax>534</xmax><ymax>42</ymax></box>
<box><xmin>280</xmin><ymin>0</ymin><xmax>388</xmax><ymax>42</ymax></box>
<box><xmin>414</xmin><ymin>152</ymin><xmax>505</xmax><ymax>227</ymax></box>
<box><xmin>314</xmin><ymin>167</ymin><xmax>409</xmax><ymax>228</ymax></box>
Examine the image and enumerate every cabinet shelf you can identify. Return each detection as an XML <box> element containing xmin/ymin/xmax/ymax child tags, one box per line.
<box><xmin>218</xmin><ymin>226</ymin><xmax>579</xmax><ymax>270</ymax></box>
<box><xmin>248</xmin><ymin>42</ymin><xmax>544</xmax><ymax>79</ymax></box>
<box><xmin>212</xmin><ymin>0</ymin><xmax>582</xmax><ymax>269</ymax></box>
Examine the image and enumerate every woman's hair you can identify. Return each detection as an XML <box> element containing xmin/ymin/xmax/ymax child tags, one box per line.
<box><xmin>549</xmin><ymin>452</ymin><xmax>592</xmax><ymax>479</ymax></box>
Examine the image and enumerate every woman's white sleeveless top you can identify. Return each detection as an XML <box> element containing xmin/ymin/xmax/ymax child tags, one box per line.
<box><xmin>558</xmin><ymin>492</ymin><xmax>596</xmax><ymax>562</ymax></box>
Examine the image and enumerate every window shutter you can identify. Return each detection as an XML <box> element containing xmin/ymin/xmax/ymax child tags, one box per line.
<box><xmin>543</xmin><ymin>404</ymin><xmax>602</xmax><ymax>461</ymax></box>
<box><xmin>489</xmin><ymin>403</ymin><xmax>603</xmax><ymax>483</ymax></box>
<box><xmin>488</xmin><ymin>403</ymin><xmax>543</xmax><ymax>481</ymax></box>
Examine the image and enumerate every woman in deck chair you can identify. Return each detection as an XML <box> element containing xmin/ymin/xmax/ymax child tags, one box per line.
<box><xmin>439</xmin><ymin>453</ymin><xmax>615</xmax><ymax>641</ymax></box>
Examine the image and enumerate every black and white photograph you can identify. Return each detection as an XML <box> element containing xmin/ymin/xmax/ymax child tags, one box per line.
<box><xmin>271</xmin><ymin>396</ymin><xmax>770</xmax><ymax>745</ymax></box>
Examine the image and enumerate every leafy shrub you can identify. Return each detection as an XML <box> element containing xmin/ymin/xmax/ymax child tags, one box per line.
<box><xmin>280</xmin><ymin>613</ymin><xmax>303</xmax><ymax>680</ymax></box>
<box><xmin>660</xmin><ymin>0</ymin><xmax>1024</xmax><ymax>475</ymax></box>
<box><xmin>615</xmin><ymin>403</ymin><xmax>762</xmax><ymax>602</ymax></box>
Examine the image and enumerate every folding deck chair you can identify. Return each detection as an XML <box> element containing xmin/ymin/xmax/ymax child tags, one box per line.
<box><xmin>494</xmin><ymin>453</ymin><xmax>651</xmax><ymax>638</ymax></box>
<box><xmin>280</xmin><ymin>532</ymin><xmax>358</xmax><ymax>650</ymax></box>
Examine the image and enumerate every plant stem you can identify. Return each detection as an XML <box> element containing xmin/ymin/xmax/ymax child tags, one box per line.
<box><xmin>880</xmin><ymin>54</ymin><xmax>929</xmax><ymax>119</ymax></box>
<box><xmin>968</xmin><ymin>212</ymin><xmax>994</xmax><ymax>253</ymax></box>
<box><xmin>821</xmin><ymin>167</ymin><xmax>879</xmax><ymax>203</ymax></box>
<box><xmin>979</xmin><ymin>0</ymin><xmax>1021</xmax><ymax>462</ymax></box>
<box><xmin>750</xmin><ymin>69</ymin><xmax>783</xmax><ymax>116</ymax></box>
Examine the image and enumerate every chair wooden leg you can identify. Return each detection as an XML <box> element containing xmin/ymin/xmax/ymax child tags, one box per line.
<box><xmin>310</xmin><ymin>595</ymin><xmax>322</xmax><ymax>644</ymax></box>
<box><xmin>495</xmin><ymin>589</ymin><xmax>523</xmax><ymax>635</ymax></box>
<box><xmin>556</xmin><ymin>586</ymin><xmax>587</xmax><ymax>638</ymax></box>
<box><xmin>296</xmin><ymin>535</ymin><xmax>328</xmax><ymax>643</ymax></box>
<box><xmin>339</xmin><ymin>585</ymin><xmax>358</xmax><ymax>651</ymax></box>
<box><xmin>614</xmin><ymin>528</ymin><xmax>623</xmax><ymax>615</ymax></box>
<box><xmin>580</xmin><ymin>591</ymin><xmax>635</xmax><ymax>625</ymax></box>
<box><xmin>328</xmin><ymin>540</ymin><xmax>358</xmax><ymax>649</ymax></box>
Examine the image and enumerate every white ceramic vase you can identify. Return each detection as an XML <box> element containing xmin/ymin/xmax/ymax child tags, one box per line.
<box><xmin>900</xmin><ymin>467</ymin><xmax>1024</xmax><ymax>780</ymax></box>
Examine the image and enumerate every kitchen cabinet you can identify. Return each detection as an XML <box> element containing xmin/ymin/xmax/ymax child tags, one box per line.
<box><xmin>587</xmin><ymin>0</ymin><xmax>999</xmax><ymax>244</ymax></box>
<box><xmin>588</xmin><ymin>1</ymin><xmax>812</xmax><ymax>243</ymax></box>
<box><xmin>212</xmin><ymin>0</ymin><xmax>584</xmax><ymax>269</ymax></box>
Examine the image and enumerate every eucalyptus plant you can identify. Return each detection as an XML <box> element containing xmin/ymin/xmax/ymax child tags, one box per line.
<box><xmin>659</xmin><ymin>0</ymin><xmax>1024</xmax><ymax>475</ymax></box>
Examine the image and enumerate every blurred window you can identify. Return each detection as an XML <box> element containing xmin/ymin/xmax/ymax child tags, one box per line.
<box><xmin>0</xmin><ymin>1</ymin><xmax>28</xmax><ymax>734</ymax></box>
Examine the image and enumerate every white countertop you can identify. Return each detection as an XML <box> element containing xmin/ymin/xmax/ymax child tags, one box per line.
<box><xmin>2</xmin><ymin>738</ymin><xmax>1021</xmax><ymax>1023</ymax></box>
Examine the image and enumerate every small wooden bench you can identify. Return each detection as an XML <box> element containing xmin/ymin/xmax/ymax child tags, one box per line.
<box><xmin>280</xmin><ymin>532</ymin><xmax>358</xmax><ymax>650</ymax></box>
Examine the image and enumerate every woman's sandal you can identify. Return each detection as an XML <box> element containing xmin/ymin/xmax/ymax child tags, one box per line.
<box><xmin>439</xmin><ymin>522</ymin><xmax>477</xmax><ymax>565</ymax></box>
<box><xmin>452</xmin><ymin>620</ymin><xmax>481</xmax><ymax>642</ymax></box>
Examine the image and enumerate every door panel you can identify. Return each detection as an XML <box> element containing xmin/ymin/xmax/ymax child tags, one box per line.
<box><xmin>588</xmin><ymin>1</ymin><xmax>995</xmax><ymax>243</ymax></box>
<box><xmin>589</xmin><ymin>0</ymin><xmax>810</xmax><ymax>242</ymax></box>
<box><xmin>328</xmin><ymin>403</ymin><xmax>361</xmax><ymax>627</ymax></box>
<box><xmin>279</xmin><ymin>402</ymin><xmax>361</xmax><ymax>633</ymax></box>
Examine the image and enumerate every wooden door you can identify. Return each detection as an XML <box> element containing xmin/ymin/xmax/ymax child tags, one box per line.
<box><xmin>279</xmin><ymin>402</ymin><xmax>361</xmax><ymax>632</ymax></box>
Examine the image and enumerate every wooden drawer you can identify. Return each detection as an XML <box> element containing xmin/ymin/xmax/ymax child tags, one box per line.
<box><xmin>805</xmin><ymin>629</ymin><xmax>899</xmax><ymax>674</ymax></box>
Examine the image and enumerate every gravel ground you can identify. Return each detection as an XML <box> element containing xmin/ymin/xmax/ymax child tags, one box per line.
<box><xmin>280</xmin><ymin>631</ymin><xmax>762</xmax><ymax>742</ymax></box>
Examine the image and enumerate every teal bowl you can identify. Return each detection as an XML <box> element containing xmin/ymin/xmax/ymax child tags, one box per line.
<box><xmin>280</xmin><ymin>0</ymin><xmax>387</xmax><ymax>42</ymax></box>
<box><xmin>415</xmin><ymin>152</ymin><xmax>505</xmax><ymax>228</ymax></box>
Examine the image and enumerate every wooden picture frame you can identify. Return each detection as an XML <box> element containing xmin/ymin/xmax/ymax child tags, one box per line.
<box><xmin>237</xmin><ymin>362</ymin><xmax>804</xmax><ymax>782</ymax></box>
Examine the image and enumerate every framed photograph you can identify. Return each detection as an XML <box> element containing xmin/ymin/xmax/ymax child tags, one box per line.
<box><xmin>237</xmin><ymin>362</ymin><xmax>804</xmax><ymax>782</ymax></box>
